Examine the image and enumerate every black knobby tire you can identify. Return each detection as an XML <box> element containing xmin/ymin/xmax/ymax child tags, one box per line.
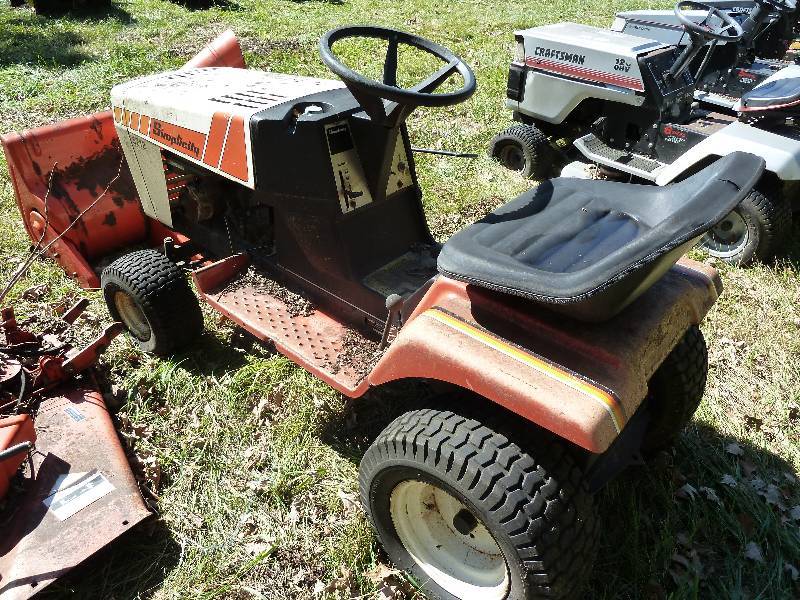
<box><xmin>642</xmin><ymin>325</ymin><xmax>708</xmax><ymax>454</ymax></box>
<box><xmin>700</xmin><ymin>185</ymin><xmax>792</xmax><ymax>266</ymax></box>
<box><xmin>489</xmin><ymin>123</ymin><xmax>555</xmax><ymax>180</ymax></box>
<box><xmin>360</xmin><ymin>408</ymin><xmax>597</xmax><ymax>600</ymax></box>
<box><xmin>101</xmin><ymin>249</ymin><xmax>203</xmax><ymax>355</ymax></box>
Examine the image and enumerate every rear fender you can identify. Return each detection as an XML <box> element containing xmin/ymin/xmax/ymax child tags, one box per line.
<box><xmin>656</xmin><ymin>121</ymin><xmax>800</xmax><ymax>184</ymax></box>
<box><xmin>368</xmin><ymin>259</ymin><xmax>721</xmax><ymax>453</ymax></box>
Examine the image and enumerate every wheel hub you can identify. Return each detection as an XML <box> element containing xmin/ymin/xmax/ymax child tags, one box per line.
<box><xmin>498</xmin><ymin>144</ymin><xmax>525</xmax><ymax>172</ymax></box>
<box><xmin>702</xmin><ymin>209</ymin><xmax>749</xmax><ymax>258</ymax></box>
<box><xmin>113</xmin><ymin>291</ymin><xmax>152</xmax><ymax>341</ymax></box>
<box><xmin>389</xmin><ymin>480</ymin><xmax>510</xmax><ymax>599</ymax></box>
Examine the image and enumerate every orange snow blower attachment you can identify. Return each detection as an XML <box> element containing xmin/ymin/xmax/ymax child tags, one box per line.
<box><xmin>0</xmin><ymin>30</ymin><xmax>246</xmax><ymax>289</ymax></box>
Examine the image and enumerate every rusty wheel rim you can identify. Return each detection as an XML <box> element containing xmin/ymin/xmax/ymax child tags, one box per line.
<box><xmin>114</xmin><ymin>291</ymin><xmax>151</xmax><ymax>341</ymax></box>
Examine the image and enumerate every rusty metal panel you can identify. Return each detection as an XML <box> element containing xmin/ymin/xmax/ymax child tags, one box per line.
<box><xmin>0</xmin><ymin>386</ymin><xmax>150</xmax><ymax>599</ymax></box>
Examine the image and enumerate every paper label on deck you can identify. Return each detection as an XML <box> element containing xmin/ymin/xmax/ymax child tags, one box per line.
<box><xmin>43</xmin><ymin>471</ymin><xmax>115</xmax><ymax>521</ymax></box>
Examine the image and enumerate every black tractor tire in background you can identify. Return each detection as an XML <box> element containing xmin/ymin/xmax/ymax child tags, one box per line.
<box><xmin>642</xmin><ymin>325</ymin><xmax>708</xmax><ymax>455</ymax></box>
<box><xmin>101</xmin><ymin>249</ymin><xmax>204</xmax><ymax>356</ymax></box>
<box><xmin>700</xmin><ymin>185</ymin><xmax>792</xmax><ymax>266</ymax></box>
<box><xmin>489</xmin><ymin>123</ymin><xmax>555</xmax><ymax>180</ymax></box>
<box><xmin>360</xmin><ymin>408</ymin><xmax>598</xmax><ymax>600</ymax></box>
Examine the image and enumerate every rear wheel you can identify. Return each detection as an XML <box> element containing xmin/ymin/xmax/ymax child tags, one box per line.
<box><xmin>101</xmin><ymin>249</ymin><xmax>203</xmax><ymax>355</ymax></box>
<box><xmin>360</xmin><ymin>408</ymin><xmax>597</xmax><ymax>600</ymax></box>
<box><xmin>642</xmin><ymin>326</ymin><xmax>708</xmax><ymax>454</ymax></box>
<box><xmin>489</xmin><ymin>124</ymin><xmax>555</xmax><ymax>180</ymax></box>
<box><xmin>700</xmin><ymin>185</ymin><xmax>792</xmax><ymax>266</ymax></box>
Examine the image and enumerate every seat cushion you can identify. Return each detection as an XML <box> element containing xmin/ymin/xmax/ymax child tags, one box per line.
<box><xmin>437</xmin><ymin>152</ymin><xmax>764</xmax><ymax>318</ymax></box>
<box><xmin>741</xmin><ymin>65</ymin><xmax>800</xmax><ymax>111</ymax></box>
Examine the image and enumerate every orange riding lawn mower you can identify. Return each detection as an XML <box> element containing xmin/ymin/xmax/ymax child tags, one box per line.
<box><xmin>1</xmin><ymin>26</ymin><xmax>767</xmax><ymax>600</ymax></box>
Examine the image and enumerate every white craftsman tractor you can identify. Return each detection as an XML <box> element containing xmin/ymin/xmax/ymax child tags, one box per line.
<box><xmin>491</xmin><ymin>1</ymin><xmax>796</xmax><ymax>265</ymax></box>
<box><xmin>611</xmin><ymin>0</ymin><xmax>800</xmax><ymax>114</ymax></box>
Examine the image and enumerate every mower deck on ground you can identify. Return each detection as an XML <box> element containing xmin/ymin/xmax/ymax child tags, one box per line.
<box><xmin>2</xmin><ymin>26</ymin><xmax>766</xmax><ymax>600</ymax></box>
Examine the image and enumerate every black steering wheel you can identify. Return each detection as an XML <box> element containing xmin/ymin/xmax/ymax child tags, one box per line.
<box><xmin>674</xmin><ymin>1</ymin><xmax>745</xmax><ymax>41</ymax></box>
<box><xmin>319</xmin><ymin>26</ymin><xmax>476</xmax><ymax>126</ymax></box>
<box><xmin>760</xmin><ymin>0</ymin><xmax>796</xmax><ymax>13</ymax></box>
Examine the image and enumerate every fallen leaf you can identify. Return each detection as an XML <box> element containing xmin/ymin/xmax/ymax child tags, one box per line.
<box><xmin>312</xmin><ymin>580</ymin><xmax>325</xmax><ymax>596</ymax></box>
<box><xmin>21</xmin><ymin>283</ymin><xmax>48</xmax><ymax>301</ymax></box>
<box><xmin>286</xmin><ymin>502</ymin><xmax>300</xmax><ymax>525</ymax></box>
<box><xmin>364</xmin><ymin>563</ymin><xmax>402</xmax><ymax>585</ymax></box>
<box><xmin>338</xmin><ymin>489</ymin><xmax>360</xmax><ymax>515</ymax></box>
<box><xmin>721</xmin><ymin>474</ymin><xmax>738</xmax><ymax>488</ymax></box>
<box><xmin>726</xmin><ymin>442</ymin><xmax>744</xmax><ymax>457</ymax></box>
<box><xmin>790</xmin><ymin>506</ymin><xmax>800</xmax><ymax>521</ymax></box>
<box><xmin>744</xmin><ymin>542</ymin><xmax>764</xmax><ymax>563</ymax></box>
<box><xmin>741</xmin><ymin>459</ymin><xmax>758</xmax><ymax>478</ymax></box>
<box><xmin>323</xmin><ymin>566</ymin><xmax>354</xmax><ymax>594</ymax></box>
<box><xmin>244</xmin><ymin>542</ymin><xmax>272</xmax><ymax>556</ymax></box>
<box><xmin>676</xmin><ymin>483</ymin><xmax>698</xmax><ymax>500</ymax></box>
<box><xmin>700</xmin><ymin>486</ymin><xmax>722</xmax><ymax>504</ymax></box>
<box><xmin>785</xmin><ymin>563</ymin><xmax>799</xmax><ymax>582</ymax></box>
<box><xmin>784</xmin><ymin>472</ymin><xmax>797</xmax><ymax>485</ymax></box>
<box><xmin>763</xmin><ymin>484</ymin><xmax>786</xmax><ymax>510</ymax></box>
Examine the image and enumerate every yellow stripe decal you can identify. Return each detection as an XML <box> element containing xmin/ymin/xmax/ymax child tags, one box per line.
<box><xmin>425</xmin><ymin>308</ymin><xmax>625</xmax><ymax>432</ymax></box>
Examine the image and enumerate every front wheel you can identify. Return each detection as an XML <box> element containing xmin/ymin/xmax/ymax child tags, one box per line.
<box><xmin>360</xmin><ymin>408</ymin><xmax>597</xmax><ymax>600</ymax></box>
<box><xmin>489</xmin><ymin>124</ymin><xmax>555</xmax><ymax>180</ymax></box>
<box><xmin>700</xmin><ymin>185</ymin><xmax>792</xmax><ymax>266</ymax></box>
<box><xmin>101</xmin><ymin>249</ymin><xmax>204</xmax><ymax>355</ymax></box>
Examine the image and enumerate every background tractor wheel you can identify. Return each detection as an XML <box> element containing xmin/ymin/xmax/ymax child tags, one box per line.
<box><xmin>642</xmin><ymin>325</ymin><xmax>708</xmax><ymax>455</ymax></box>
<box><xmin>360</xmin><ymin>408</ymin><xmax>597</xmax><ymax>600</ymax></box>
<box><xmin>101</xmin><ymin>249</ymin><xmax>204</xmax><ymax>356</ymax></box>
<box><xmin>700</xmin><ymin>185</ymin><xmax>792</xmax><ymax>266</ymax></box>
<box><xmin>489</xmin><ymin>123</ymin><xmax>554</xmax><ymax>180</ymax></box>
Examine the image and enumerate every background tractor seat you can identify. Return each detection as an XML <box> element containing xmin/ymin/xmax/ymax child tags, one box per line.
<box><xmin>438</xmin><ymin>152</ymin><xmax>764</xmax><ymax>322</ymax></box>
<box><xmin>741</xmin><ymin>70</ymin><xmax>800</xmax><ymax>111</ymax></box>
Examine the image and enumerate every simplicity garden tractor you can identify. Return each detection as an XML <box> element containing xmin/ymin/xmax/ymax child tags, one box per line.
<box><xmin>3</xmin><ymin>27</ymin><xmax>766</xmax><ymax>600</ymax></box>
<box><xmin>492</xmin><ymin>0</ymin><xmax>796</xmax><ymax>266</ymax></box>
<box><xmin>611</xmin><ymin>0</ymin><xmax>800</xmax><ymax>113</ymax></box>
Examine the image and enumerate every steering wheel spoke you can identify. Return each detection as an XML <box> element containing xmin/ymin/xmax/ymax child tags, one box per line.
<box><xmin>411</xmin><ymin>59</ymin><xmax>460</xmax><ymax>94</ymax></box>
<box><xmin>319</xmin><ymin>25</ymin><xmax>476</xmax><ymax>126</ymax></box>
<box><xmin>383</xmin><ymin>33</ymin><xmax>399</xmax><ymax>87</ymax></box>
<box><xmin>675</xmin><ymin>1</ymin><xmax>744</xmax><ymax>41</ymax></box>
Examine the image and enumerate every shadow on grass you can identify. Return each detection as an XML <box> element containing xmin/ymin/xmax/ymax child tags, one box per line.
<box><xmin>167</xmin><ymin>0</ymin><xmax>244</xmax><ymax>10</ymax></box>
<box><xmin>22</xmin><ymin>1</ymin><xmax>133</xmax><ymax>23</ymax></box>
<box><xmin>174</xmin><ymin>329</ymin><xmax>262</xmax><ymax>377</ymax></box>
<box><xmin>323</xmin><ymin>394</ymin><xmax>800</xmax><ymax>599</ymax></box>
<box><xmin>0</xmin><ymin>20</ymin><xmax>89</xmax><ymax>68</ymax></box>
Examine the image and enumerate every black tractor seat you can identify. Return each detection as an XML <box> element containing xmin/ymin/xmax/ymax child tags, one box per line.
<box><xmin>741</xmin><ymin>74</ymin><xmax>800</xmax><ymax>111</ymax></box>
<box><xmin>438</xmin><ymin>152</ymin><xmax>765</xmax><ymax>322</ymax></box>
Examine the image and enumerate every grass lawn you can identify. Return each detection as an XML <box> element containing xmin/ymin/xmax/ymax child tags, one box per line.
<box><xmin>1</xmin><ymin>0</ymin><xmax>799</xmax><ymax>598</ymax></box>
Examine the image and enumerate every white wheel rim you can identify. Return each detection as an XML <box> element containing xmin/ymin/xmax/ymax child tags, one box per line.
<box><xmin>702</xmin><ymin>209</ymin><xmax>749</xmax><ymax>258</ymax></box>
<box><xmin>389</xmin><ymin>480</ymin><xmax>510</xmax><ymax>600</ymax></box>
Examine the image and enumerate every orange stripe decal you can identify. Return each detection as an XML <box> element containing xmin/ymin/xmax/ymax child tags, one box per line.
<box><xmin>425</xmin><ymin>308</ymin><xmax>626</xmax><ymax>432</ymax></box>
<box><xmin>113</xmin><ymin>107</ymin><xmax>123</xmax><ymax>123</ymax></box>
<box><xmin>139</xmin><ymin>114</ymin><xmax>151</xmax><ymax>135</ymax></box>
<box><xmin>219</xmin><ymin>114</ymin><xmax>249</xmax><ymax>181</ymax></box>
<box><xmin>203</xmin><ymin>111</ymin><xmax>231</xmax><ymax>168</ymax></box>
